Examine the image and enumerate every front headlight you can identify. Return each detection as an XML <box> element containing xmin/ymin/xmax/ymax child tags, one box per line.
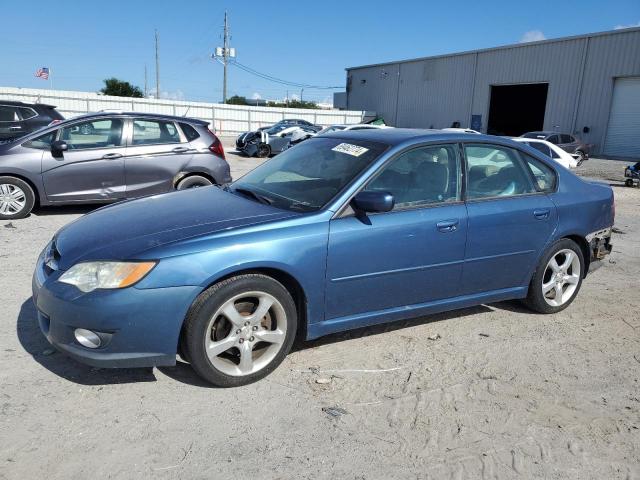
<box><xmin>59</xmin><ymin>261</ymin><xmax>157</xmax><ymax>293</ymax></box>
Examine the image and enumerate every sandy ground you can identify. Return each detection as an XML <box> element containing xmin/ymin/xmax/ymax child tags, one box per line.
<box><xmin>0</xmin><ymin>145</ymin><xmax>639</xmax><ymax>479</ymax></box>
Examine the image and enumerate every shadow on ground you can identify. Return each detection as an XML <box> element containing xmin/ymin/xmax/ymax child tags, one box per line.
<box><xmin>32</xmin><ymin>204</ymin><xmax>102</xmax><ymax>216</ymax></box>
<box><xmin>17</xmin><ymin>296</ymin><xmax>528</xmax><ymax>388</ymax></box>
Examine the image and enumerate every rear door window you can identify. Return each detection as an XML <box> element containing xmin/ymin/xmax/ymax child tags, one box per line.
<box><xmin>547</xmin><ymin>134</ymin><xmax>560</xmax><ymax>144</ymax></box>
<box><xmin>132</xmin><ymin>119</ymin><xmax>181</xmax><ymax>145</ymax></box>
<box><xmin>464</xmin><ymin>144</ymin><xmax>536</xmax><ymax>199</ymax></box>
<box><xmin>17</xmin><ymin>107</ymin><xmax>37</xmax><ymax>120</ymax></box>
<box><xmin>525</xmin><ymin>141</ymin><xmax>552</xmax><ymax>157</ymax></box>
<box><xmin>521</xmin><ymin>153</ymin><xmax>557</xmax><ymax>193</ymax></box>
<box><xmin>560</xmin><ymin>134</ymin><xmax>574</xmax><ymax>144</ymax></box>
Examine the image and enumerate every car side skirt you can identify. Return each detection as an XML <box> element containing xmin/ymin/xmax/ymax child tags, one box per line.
<box><xmin>307</xmin><ymin>286</ymin><xmax>527</xmax><ymax>340</ymax></box>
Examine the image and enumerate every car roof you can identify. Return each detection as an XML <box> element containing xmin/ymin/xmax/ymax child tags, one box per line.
<box><xmin>60</xmin><ymin>111</ymin><xmax>209</xmax><ymax>125</ymax></box>
<box><xmin>320</xmin><ymin>127</ymin><xmax>503</xmax><ymax>146</ymax></box>
<box><xmin>0</xmin><ymin>100</ymin><xmax>57</xmax><ymax>109</ymax></box>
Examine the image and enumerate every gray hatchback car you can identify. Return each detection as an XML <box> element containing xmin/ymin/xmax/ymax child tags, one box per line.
<box><xmin>0</xmin><ymin>112</ymin><xmax>231</xmax><ymax>219</ymax></box>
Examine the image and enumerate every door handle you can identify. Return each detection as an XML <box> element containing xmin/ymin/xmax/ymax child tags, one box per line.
<box><xmin>9</xmin><ymin>126</ymin><xmax>22</xmax><ymax>130</ymax></box>
<box><xmin>436</xmin><ymin>219</ymin><xmax>459</xmax><ymax>233</ymax></box>
<box><xmin>102</xmin><ymin>153</ymin><xmax>123</xmax><ymax>160</ymax></box>
<box><xmin>172</xmin><ymin>147</ymin><xmax>189</xmax><ymax>153</ymax></box>
<box><xmin>533</xmin><ymin>209</ymin><xmax>550</xmax><ymax>219</ymax></box>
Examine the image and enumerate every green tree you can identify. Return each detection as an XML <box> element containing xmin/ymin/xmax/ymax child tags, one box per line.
<box><xmin>100</xmin><ymin>78</ymin><xmax>144</xmax><ymax>98</ymax></box>
<box><xmin>267</xmin><ymin>99</ymin><xmax>320</xmax><ymax>109</ymax></box>
<box><xmin>226</xmin><ymin>95</ymin><xmax>249</xmax><ymax>105</ymax></box>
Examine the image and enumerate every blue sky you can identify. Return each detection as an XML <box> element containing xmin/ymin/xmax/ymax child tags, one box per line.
<box><xmin>2</xmin><ymin>0</ymin><xmax>639</xmax><ymax>104</ymax></box>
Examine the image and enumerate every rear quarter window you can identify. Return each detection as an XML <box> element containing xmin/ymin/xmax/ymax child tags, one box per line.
<box><xmin>179</xmin><ymin>123</ymin><xmax>200</xmax><ymax>141</ymax></box>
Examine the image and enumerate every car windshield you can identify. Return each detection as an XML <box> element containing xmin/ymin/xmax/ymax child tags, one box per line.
<box><xmin>230</xmin><ymin>137</ymin><xmax>388</xmax><ymax>212</ymax></box>
<box><xmin>265</xmin><ymin>124</ymin><xmax>290</xmax><ymax>135</ymax></box>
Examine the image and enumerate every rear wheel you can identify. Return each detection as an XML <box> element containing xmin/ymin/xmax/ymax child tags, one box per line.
<box><xmin>0</xmin><ymin>176</ymin><xmax>35</xmax><ymax>220</ymax></box>
<box><xmin>176</xmin><ymin>175</ymin><xmax>213</xmax><ymax>190</ymax></box>
<box><xmin>626</xmin><ymin>178</ymin><xmax>635</xmax><ymax>188</ymax></box>
<box><xmin>523</xmin><ymin>239</ymin><xmax>584</xmax><ymax>314</ymax></box>
<box><xmin>183</xmin><ymin>274</ymin><xmax>297</xmax><ymax>387</ymax></box>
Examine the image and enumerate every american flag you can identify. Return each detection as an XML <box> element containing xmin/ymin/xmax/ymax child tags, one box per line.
<box><xmin>35</xmin><ymin>67</ymin><xmax>49</xmax><ymax>80</ymax></box>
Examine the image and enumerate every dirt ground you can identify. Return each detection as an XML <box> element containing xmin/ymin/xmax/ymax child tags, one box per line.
<box><xmin>0</xmin><ymin>145</ymin><xmax>639</xmax><ymax>479</ymax></box>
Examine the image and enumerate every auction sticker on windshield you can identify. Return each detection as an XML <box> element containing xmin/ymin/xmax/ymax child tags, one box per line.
<box><xmin>332</xmin><ymin>143</ymin><xmax>369</xmax><ymax>157</ymax></box>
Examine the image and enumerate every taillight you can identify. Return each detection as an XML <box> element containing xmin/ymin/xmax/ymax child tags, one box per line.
<box><xmin>208</xmin><ymin>131</ymin><xmax>225</xmax><ymax>160</ymax></box>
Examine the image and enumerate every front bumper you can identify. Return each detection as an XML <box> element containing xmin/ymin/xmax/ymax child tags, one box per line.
<box><xmin>32</xmin><ymin>254</ymin><xmax>201</xmax><ymax>368</ymax></box>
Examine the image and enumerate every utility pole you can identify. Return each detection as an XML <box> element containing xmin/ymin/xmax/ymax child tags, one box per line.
<box><xmin>223</xmin><ymin>11</ymin><xmax>229</xmax><ymax>103</ymax></box>
<box><xmin>155</xmin><ymin>30</ymin><xmax>160</xmax><ymax>99</ymax></box>
<box><xmin>144</xmin><ymin>65</ymin><xmax>148</xmax><ymax>98</ymax></box>
<box><xmin>213</xmin><ymin>11</ymin><xmax>235</xmax><ymax>103</ymax></box>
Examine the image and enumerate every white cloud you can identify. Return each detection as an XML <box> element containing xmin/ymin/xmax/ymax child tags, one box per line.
<box><xmin>614</xmin><ymin>21</ymin><xmax>640</xmax><ymax>30</ymax></box>
<box><xmin>519</xmin><ymin>30</ymin><xmax>546</xmax><ymax>43</ymax></box>
<box><xmin>252</xmin><ymin>92</ymin><xmax>262</xmax><ymax>100</ymax></box>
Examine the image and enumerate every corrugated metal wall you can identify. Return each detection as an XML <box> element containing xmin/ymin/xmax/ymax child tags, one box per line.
<box><xmin>346</xmin><ymin>28</ymin><xmax>640</xmax><ymax>155</ymax></box>
<box><xmin>0</xmin><ymin>87</ymin><xmax>365</xmax><ymax>135</ymax></box>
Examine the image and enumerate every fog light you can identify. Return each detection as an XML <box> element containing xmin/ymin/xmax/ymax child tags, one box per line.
<box><xmin>74</xmin><ymin>328</ymin><xmax>101</xmax><ymax>349</ymax></box>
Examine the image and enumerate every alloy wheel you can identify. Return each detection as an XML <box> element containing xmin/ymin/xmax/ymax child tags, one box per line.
<box><xmin>541</xmin><ymin>249</ymin><xmax>581</xmax><ymax>307</ymax></box>
<box><xmin>204</xmin><ymin>291</ymin><xmax>287</xmax><ymax>376</ymax></box>
<box><xmin>0</xmin><ymin>184</ymin><xmax>26</xmax><ymax>215</ymax></box>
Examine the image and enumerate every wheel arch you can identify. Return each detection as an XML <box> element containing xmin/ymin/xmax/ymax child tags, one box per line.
<box><xmin>173</xmin><ymin>171</ymin><xmax>217</xmax><ymax>188</ymax></box>
<box><xmin>177</xmin><ymin>266</ymin><xmax>309</xmax><ymax>356</ymax></box>
<box><xmin>563</xmin><ymin>234</ymin><xmax>591</xmax><ymax>277</ymax></box>
<box><xmin>0</xmin><ymin>172</ymin><xmax>42</xmax><ymax>206</ymax></box>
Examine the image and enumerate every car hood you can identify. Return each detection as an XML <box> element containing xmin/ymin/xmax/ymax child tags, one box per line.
<box><xmin>54</xmin><ymin>187</ymin><xmax>297</xmax><ymax>270</ymax></box>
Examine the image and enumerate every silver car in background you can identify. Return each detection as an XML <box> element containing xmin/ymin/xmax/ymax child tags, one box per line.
<box><xmin>0</xmin><ymin>112</ymin><xmax>231</xmax><ymax>220</ymax></box>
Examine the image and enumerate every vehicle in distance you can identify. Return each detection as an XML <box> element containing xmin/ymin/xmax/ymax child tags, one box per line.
<box><xmin>512</xmin><ymin>137</ymin><xmax>580</xmax><ymax>169</ymax></box>
<box><xmin>256</xmin><ymin>118</ymin><xmax>319</xmax><ymax>131</ymax></box>
<box><xmin>235</xmin><ymin>123</ymin><xmax>318</xmax><ymax>157</ymax></box>
<box><xmin>32</xmin><ymin>129</ymin><xmax>614</xmax><ymax>387</ymax></box>
<box><xmin>521</xmin><ymin>131</ymin><xmax>590</xmax><ymax>162</ymax></box>
<box><xmin>0</xmin><ymin>112</ymin><xmax>230</xmax><ymax>220</ymax></box>
<box><xmin>0</xmin><ymin>101</ymin><xmax>64</xmax><ymax>141</ymax></box>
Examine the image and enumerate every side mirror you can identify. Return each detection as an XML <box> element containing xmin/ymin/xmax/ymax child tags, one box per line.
<box><xmin>352</xmin><ymin>191</ymin><xmax>394</xmax><ymax>213</ymax></box>
<box><xmin>51</xmin><ymin>140</ymin><xmax>68</xmax><ymax>157</ymax></box>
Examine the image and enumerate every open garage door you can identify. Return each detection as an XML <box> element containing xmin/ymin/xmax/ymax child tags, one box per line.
<box><xmin>487</xmin><ymin>83</ymin><xmax>548</xmax><ymax>136</ymax></box>
<box><xmin>604</xmin><ymin>77</ymin><xmax>640</xmax><ymax>158</ymax></box>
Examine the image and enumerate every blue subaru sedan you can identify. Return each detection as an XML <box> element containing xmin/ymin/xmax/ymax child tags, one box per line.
<box><xmin>32</xmin><ymin>129</ymin><xmax>614</xmax><ymax>387</ymax></box>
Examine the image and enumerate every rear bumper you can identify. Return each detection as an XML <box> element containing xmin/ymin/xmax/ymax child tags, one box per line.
<box><xmin>32</xmin><ymin>255</ymin><xmax>201</xmax><ymax>368</ymax></box>
<box><xmin>587</xmin><ymin>227</ymin><xmax>612</xmax><ymax>272</ymax></box>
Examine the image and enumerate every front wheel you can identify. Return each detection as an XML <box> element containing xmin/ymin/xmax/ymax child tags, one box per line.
<box><xmin>0</xmin><ymin>176</ymin><xmax>35</xmax><ymax>220</ymax></box>
<box><xmin>182</xmin><ymin>274</ymin><xmax>297</xmax><ymax>387</ymax></box>
<box><xmin>256</xmin><ymin>144</ymin><xmax>270</xmax><ymax>158</ymax></box>
<box><xmin>176</xmin><ymin>175</ymin><xmax>213</xmax><ymax>190</ymax></box>
<box><xmin>626</xmin><ymin>178</ymin><xmax>635</xmax><ymax>188</ymax></box>
<box><xmin>523</xmin><ymin>239</ymin><xmax>585</xmax><ymax>314</ymax></box>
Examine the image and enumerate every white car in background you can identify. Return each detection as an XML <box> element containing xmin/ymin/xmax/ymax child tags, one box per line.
<box><xmin>315</xmin><ymin>124</ymin><xmax>387</xmax><ymax>135</ymax></box>
<box><xmin>512</xmin><ymin>137</ymin><xmax>580</xmax><ymax>169</ymax></box>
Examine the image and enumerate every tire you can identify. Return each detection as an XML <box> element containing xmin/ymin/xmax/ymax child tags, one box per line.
<box><xmin>0</xmin><ymin>176</ymin><xmax>35</xmax><ymax>220</ymax></box>
<box><xmin>176</xmin><ymin>175</ymin><xmax>214</xmax><ymax>190</ymax></box>
<box><xmin>183</xmin><ymin>274</ymin><xmax>298</xmax><ymax>387</ymax></box>
<box><xmin>626</xmin><ymin>178</ymin><xmax>634</xmax><ymax>188</ymax></box>
<box><xmin>523</xmin><ymin>238</ymin><xmax>585</xmax><ymax>314</ymax></box>
<box><xmin>575</xmin><ymin>150</ymin><xmax>587</xmax><ymax>166</ymax></box>
<box><xmin>256</xmin><ymin>144</ymin><xmax>270</xmax><ymax>158</ymax></box>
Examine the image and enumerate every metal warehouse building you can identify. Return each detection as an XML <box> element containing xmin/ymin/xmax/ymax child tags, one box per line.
<box><xmin>345</xmin><ymin>27</ymin><xmax>640</xmax><ymax>157</ymax></box>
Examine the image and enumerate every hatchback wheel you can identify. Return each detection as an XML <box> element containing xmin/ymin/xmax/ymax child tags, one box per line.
<box><xmin>524</xmin><ymin>239</ymin><xmax>584</xmax><ymax>314</ymax></box>
<box><xmin>0</xmin><ymin>176</ymin><xmax>35</xmax><ymax>220</ymax></box>
<box><xmin>176</xmin><ymin>175</ymin><xmax>214</xmax><ymax>190</ymax></box>
<box><xmin>183</xmin><ymin>274</ymin><xmax>297</xmax><ymax>387</ymax></box>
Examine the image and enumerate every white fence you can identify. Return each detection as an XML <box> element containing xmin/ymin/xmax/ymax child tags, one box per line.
<box><xmin>0</xmin><ymin>87</ymin><xmax>366</xmax><ymax>135</ymax></box>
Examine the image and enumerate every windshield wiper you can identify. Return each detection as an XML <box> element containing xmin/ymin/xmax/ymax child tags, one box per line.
<box><xmin>232</xmin><ymin>187</ymin><xmax>273</xmax><ymax>205</ymax></box>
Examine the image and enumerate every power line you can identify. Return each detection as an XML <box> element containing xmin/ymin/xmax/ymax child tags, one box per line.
<box><xmin>229</xmin><ymin>60</ymin><xmax>343</xmax><ymax>90</ymax></box>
